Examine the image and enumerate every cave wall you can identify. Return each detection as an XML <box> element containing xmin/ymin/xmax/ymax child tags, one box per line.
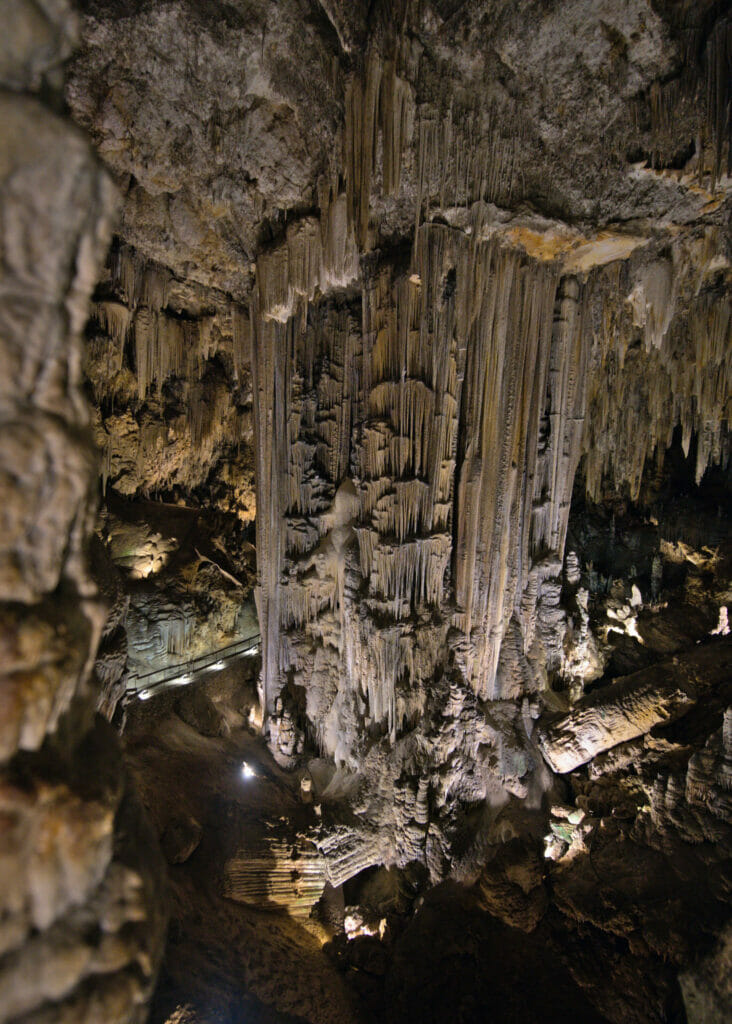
<box><xmin>1</xmin><ymin>2</ymin><xmax>730</xmax><ymax>1023</ymax></box>
<box><xmin>0</xmin><ymin>4</ymin><xmax>166</xmax><ymax>1022</ymax></box>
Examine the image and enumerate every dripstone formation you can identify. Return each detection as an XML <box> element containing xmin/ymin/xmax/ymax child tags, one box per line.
<box><xmin>1</xmin><ymin>2</ymin><xmax>730</xmax><ymax>1023</ymax></box>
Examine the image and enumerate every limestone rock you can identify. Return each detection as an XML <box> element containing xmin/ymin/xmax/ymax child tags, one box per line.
<box><xmin>2</xmin><ymin>1</ymin><xmax>731</xmax><ymax>1021</ymax></box>
<box><xmin>537</xmin><ymin>639</ymin><xmax>732</xmax><ymax>774</ymax></box>
<box><xmin>0</xmin><ymin>11</ymin><xmax>166</xmax><ymax>1022</ymax></box>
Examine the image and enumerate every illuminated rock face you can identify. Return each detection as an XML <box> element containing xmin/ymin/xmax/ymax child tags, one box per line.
<box><xmin>1</xmin><ymin>1</ymin><xmax>730</xmax><ymax>1023</ymax></box>
<box><xmin>0</xmin><ymin>5</ymin><xmax>167</xmax><ymax>1024</ymax></box>
<box><xmin>251</xmin><ymin>209</ymin><xmax>730</xmax><ymax>766</ymax></box>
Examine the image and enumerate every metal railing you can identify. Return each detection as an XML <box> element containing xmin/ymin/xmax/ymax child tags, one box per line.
<box><xmin>125</xmin><ymin>629</ymin><xmax>261</xmax><ymax>699</ymax></box>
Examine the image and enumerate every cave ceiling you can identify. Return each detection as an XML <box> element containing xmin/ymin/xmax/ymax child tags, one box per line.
<box><xmin>1</xmin><ymin>1</ymin><xmax>731</xmax><ymax>1023</ymax></box>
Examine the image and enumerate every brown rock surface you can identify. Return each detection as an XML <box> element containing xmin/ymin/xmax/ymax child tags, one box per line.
<box><xmin>0</xmin><ymin>7</ymin><xmax>167</xmax><ymax>1023</ymax></box>
<box><xmin>1</xmin><ymin>1</ymin><xmax>730</xmax><ymax>1022</ymax></box>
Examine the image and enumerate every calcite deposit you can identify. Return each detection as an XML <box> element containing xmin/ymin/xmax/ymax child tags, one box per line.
<box><xmin>1</xmin><ymin>1</ymin><xmax>730</xmax><ymax>1023</ymax></box>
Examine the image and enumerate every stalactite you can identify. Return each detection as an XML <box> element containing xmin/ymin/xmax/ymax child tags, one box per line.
<box><xmin>453</xmin><ymin>234</ymin><xmax>559</xmax><ymax>698</ymax></box>
<box><xmin>282</xmin><ymin>575</ymin><xmax>340</xmax><ymax>629</ymax></box>
<box><xmin>414</xmin><ymin>105</ymin><xmax>520</xmax><ymax>230</ymax></box>
<box><xmin>101</xmin><ymin>438</ymin><xmax>112</xmax><ymax>495</ymax></box>
<box><xmin>647</xmin><ymin>12</ymin><xmax>730</xmax><ymax>186</ymax></box>
<box><xmin>112</xmin><ymin>243</ymin><xmax>170</xmax><ymax>311</ymax></box>
<box><xmin>231</xmin><ymin>304</ymin><xmax>250</xmax><ymax>381</ymax></box>
<box><xmin>256</xmin><ymin>211</ymin><xmax>358</xmax><ymax>324</ymax></box>
<box><xmin>627</xmin><ymin>259</ymin><xmax>675</xmax><ymax>351</ymax></box>
<box><xmin>344</xmin><ymin>52</ymin><xmax>380</xmax><ymax>249</ymax></box>
<box><xmin>251</xmin><ymin>310</ymin><xmax>291</xmax><ymax>715</ymax></box>
<box><xmin>705</xmin><ymin>14</ymin><xmax>731</xmax><ymax>184</ymax></box>
<box><xmin>93</xmin><ymin>301</ymin><xmax>130</xmax><ymax>372</ymax></box>
<box><xmin>318</xmin><ymin>181</ymin><xmax>360</xmax><ymax>291</ymax></box>
<box><xmin>93</xmin><ymin>244</ymin><xmax>249</xmax><ymax>415</ymax></box>
<box><xmin>344</xmin><ymin>48</ymin><xmax>415</xmax><ymax>248</ymax></box>
<box><xmin>381</xmin><ymin>59</ymin><xmax>415</xmax><ymax>197</ymax></box>
<box><xmin>133</xmin><ymin>310</ymin><xmax>190</xmax><ymax>400</ymax></box>
<box><xmin>286</xmin><ymin>218</ymin><xmax>323</xmax><ymax>307</ymax></box>
<box><xmin>582</xmin><ymin>233</ymin><xmax>731</xmax><ymax>500</ymax></box>
<box><xmin>529</xmin><ymin>275</ymin><xmax>591</xmax><ymax>563</ymax></box>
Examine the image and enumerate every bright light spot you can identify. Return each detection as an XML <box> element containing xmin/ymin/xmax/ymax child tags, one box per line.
<box><xmin>344</xmin><ymin>910</ymin><xmax>380</xmax><ymax>940</ymax></box>
<box><xmin>711</xmin><ymin>606</ymin><xmax>730</xmax><ymax>636</ymax></box>
<box><xmin>130</xmin><ymin>554</ymin><xmax>169</xmax><ymax>580</ymax></box>
<box><xmin>170</xmin><ymin>674</ymin><xmax>192</xmax><ymax>687</ymax></box>
<box><xmin>138</xmin><ymin>689</ymin><xmax>152</xmax><ymax>701</ymax></box>
<box><xmin>543</xmin><ymin>833</ymin><xmax>564</xmax><ymax>860</ymax></box>
<box><xmin>209</xmin><ymin>660</ymin><xmax>226</xmax><ymax>672</ymax></box>
<box><xmin>241</xmin><ymin>761</ymin><xmax>256</xmax><ymax>779</ymax></box>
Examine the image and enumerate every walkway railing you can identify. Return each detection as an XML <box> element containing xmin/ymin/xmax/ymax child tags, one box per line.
<box><xmin>125</xmin><ymin>629</ymin><xmax>261</xmax><ymax>699</ymax></box>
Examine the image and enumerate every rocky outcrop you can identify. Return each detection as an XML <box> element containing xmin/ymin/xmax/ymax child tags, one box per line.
<box><xmin>0</xmin><ymin>4</ymin><xmax>167</xmax><ymax>1022</ymax></box>
<box><xmin>537</xmin><ymin>639</ymin><xmax>732</xmax><ymax>773</ymax></box>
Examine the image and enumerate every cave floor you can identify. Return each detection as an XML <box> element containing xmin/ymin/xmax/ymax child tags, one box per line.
<box><xmin>123</xmin><ymin>695</ymin><xmax>613</xmax><ymax>1024</ymax></box>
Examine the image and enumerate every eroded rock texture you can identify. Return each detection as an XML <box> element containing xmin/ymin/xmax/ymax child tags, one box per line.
<box><xmin>0</xmin><ymin>4</ymin><xmax>167</xmax><ymax>1023</ymax></box>
<box><xmin>1</xmin><ymin>1</ymin><xmax>730</xmax><ymax>1023</ymax></box>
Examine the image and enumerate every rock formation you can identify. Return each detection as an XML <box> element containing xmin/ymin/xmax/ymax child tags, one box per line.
<box><xmin>1</xmin><ymin>1</ymin><xmax>730</xmax><ymax>1022</ymax></box>
<box><xmin>0</xmin><ymin>4</ymin><xmax>167</xmax><ymax>1022</ymax></box>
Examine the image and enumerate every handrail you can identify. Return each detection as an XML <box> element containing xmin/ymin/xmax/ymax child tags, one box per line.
<box><xmin>125</xmin><ymin>629</ymin><xmax>261</xmax><ymax>698</ymax></box>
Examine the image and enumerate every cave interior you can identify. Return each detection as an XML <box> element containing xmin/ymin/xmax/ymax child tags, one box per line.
<box><xmin>1</xmin><ymin>1</ymin><xmax>731</xmax><ymax>1023</ymax></box>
